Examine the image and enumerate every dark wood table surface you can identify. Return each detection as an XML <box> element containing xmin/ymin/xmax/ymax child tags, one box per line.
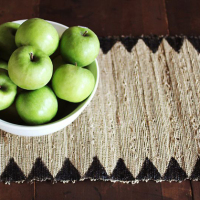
<box><xmin>1</xmin><ymin>0</ymin><xmax>200</xmax><ymax>199</ymax></box>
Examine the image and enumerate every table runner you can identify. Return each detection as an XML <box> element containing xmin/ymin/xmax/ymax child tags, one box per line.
<box><xmin>1</xmin><ymin>36</ymin><xmax>200</xmax><ymax>183</ymax></box>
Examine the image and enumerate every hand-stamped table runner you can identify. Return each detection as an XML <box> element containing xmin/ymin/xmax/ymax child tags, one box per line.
<box><xmin>1</xmin><ymin>36</ymin><xmax>200</xmax><ymax>183</ymax></box>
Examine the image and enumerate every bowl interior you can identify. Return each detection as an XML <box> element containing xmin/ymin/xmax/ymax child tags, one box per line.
<box><xmin>0</xmin><ymin>20</ymin><xmax>98</xmax><ymax>126</ymax></box>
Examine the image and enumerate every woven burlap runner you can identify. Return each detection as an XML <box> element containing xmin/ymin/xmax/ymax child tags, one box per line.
<box><xmin>1</xmin><ymin>36</ymin><xmax>200</xmax><ymax>183</ymax></box>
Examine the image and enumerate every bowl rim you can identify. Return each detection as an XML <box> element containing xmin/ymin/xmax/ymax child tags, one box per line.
<box><xmin>0</xmin><ymin>19</ymin><xmax>99</xmax><ymax>131</ymax></box>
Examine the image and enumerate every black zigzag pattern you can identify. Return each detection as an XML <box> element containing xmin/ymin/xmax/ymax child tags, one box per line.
<box><xmin>0</xmin><ymin>158</ymin><xmax>26</xmax><ymax>182</ymax></box>
<box><xmin>190</xmin><ymin>157</ymin><xmax>200</xmax><ymax>180</ymax></box>
<box><xmin>110</xmin><ymin>158</ymin><xmax>135</xmax><ymax>181</ymax></box>
<box><xmin>1</xmin><ymin>156</ymin><xmax>199</xmax><ymax>183</ymax></box>
<box><xmin>136</xmin><ymin>157</ymin><xmax>161</xmax><ymax>180</ymax></box>
<box><xmin>165</xmin><ymin>36</ymin><xmax>184</xmax><ymax>53</ymax></box>
<box><xmin>84</xmin><ymin>157</ymin><xmax>109</xmax><ymax>180</ymax></box>
<box><xmin>55</xmin><ymin>158</ymin><xmax>81</xmax><ymax>182</ymax></box>
<box><xmin>1</xmin><ymin>37</ymin><xmax>200</xmax><ymax>183</ymax></box>
<box><xmin>142</xmin><ymin>36</ymin><xmax>163</xmax><ymax>53</ymax></box>
<box><xmin>187</xmin><ymin>36</ymin><xmax>200</xmax><ymax>53</ymax></box>
<box><xmin>99</xmin><ymin>36</ymin><xmax>198</xmax><ymax>54</ymax></box>
<box><xmin>120</xmin><ymin>37</ymin><xmax>138</xmax><ymax>52</ymax></box>
<box><xmin>163</xmin><ymin>157</ymin><xmax>187</xmax><ymax>181</ymax></box>
<box><xmin>99</xmin><ymin>37</ymin><xmax>118</xmax><ymax>54</ymax></box>
<box><xmin>27</xmin><ymin>158</ymin><xmax>53</xmax><ymax>181</ymax></box>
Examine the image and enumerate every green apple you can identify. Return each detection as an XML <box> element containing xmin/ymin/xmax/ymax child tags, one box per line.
<box><xmin>0</xmin><ymin>68</ymin><xmax>17</xmax><ymax>111</ymax></box>
<box><xmin>8</xmin><ymin>45</ymin><xmax>53</xmax><ymax>90</ymax></box>
<box><xmin>60</xmin><ymin>26</ymin><xmax>100</xmax><ymax>67</ymax></box>
<box><xmin>0</xmin><ymin>22</ymin><xmax>20</xmax><ymax>61</ymax></box>
<box><xmin>52</xmin><ymin>64</ymin><xmax>95</xmax><ymax>103</ymax></box>
<box><xmin>15</xmin><ymin>18</ymin><xmax>59</xmax><ymax>56</ymax></box>
<box><xmin>52</xmin><ymin>55</ymin><xmax>66</xmax><ymax>73</ymax></box>
<box><xmin>16</xmin><ymin>86</ymin><xmax>58</xmax><ymax>125</ymax></box>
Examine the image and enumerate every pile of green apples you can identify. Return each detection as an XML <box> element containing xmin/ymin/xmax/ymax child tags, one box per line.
<box><xmin>0</xmin><ymin>18</ymin><xmax>99</xmax><ymax>125</ymax></box>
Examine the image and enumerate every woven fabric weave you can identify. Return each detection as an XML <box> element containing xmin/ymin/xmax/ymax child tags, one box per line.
<box><xmin>1</xmin><ymin>36</ymin><xmax>200</xmax><ymax>183</ymax></box>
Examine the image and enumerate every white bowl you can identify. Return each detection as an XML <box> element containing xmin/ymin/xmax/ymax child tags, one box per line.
<box><xmin>0</xmin><ymin>20</ymin><xmax>99</xmax><ymax>137</ymax></box>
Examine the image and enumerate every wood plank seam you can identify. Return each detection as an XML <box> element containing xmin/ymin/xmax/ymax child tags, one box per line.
<box><xmin>190</xmin><ymin>180</ymin><xmax>195</xmax><ymax>200</ymax></box>
<box><xmin>163</xmin><ymin>0</ymin><xmax>170</xmax><ymax>35</ymax></box>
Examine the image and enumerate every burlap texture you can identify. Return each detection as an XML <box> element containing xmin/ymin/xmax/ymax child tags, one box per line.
<box><xmin>1</xmin><ymin>37</ymin><xmax>200</xmax><ymax>183</ymax></box>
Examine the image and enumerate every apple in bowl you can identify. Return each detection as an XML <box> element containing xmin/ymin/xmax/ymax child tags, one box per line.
<box><xmin>0</xmin><ymin>19</ymin><xmax>99</xmax><ymax>136</ymax></box>
<box><xmin>8</xmin><ymin>45</ymin><xmax>53</xmax><ymax>90</ymax></box>
<box><xmin>0</xmin><ymin>61</ymin><xmax>17</xmax><ymax>111</ymax></box>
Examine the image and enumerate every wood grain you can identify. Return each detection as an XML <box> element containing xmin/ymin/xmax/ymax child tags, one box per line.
<box><xmin>0</xmin><ymin>180</ymin><xmax>195</xmax><ymax>200</ymax></box>
<box><xmin>0</xmin><ymin>0</ymin><xmax>40</xmax><ymax>24</ymax></box>
<box><xmin>39</xmin><ymin>0</ymin><xmax>169</xmax><ymax>36</ymax></box>
<box><xmin>35</xmin><ymin>180</ymin><xmax>163</xmax><ymax>200</ymax></box>
<box><xmin>0</xmin><ymin>0</ymin><xmax>199</xmax><ymax>200</ymax></box>
<box><xmin>0</xmin><ymin>182</ymin><xmax>34</xmax><ymax>200</ymax></box>
<box><xmin>161</xmin><ymin>181</ymin><xmax>192</xmax><ymax>200</ymax></box>
<box><xmin>165</xmin><ymin>0</ymin><xmax>200</xmax><ymax>35</ymax></box>
<box><xmin>191</xmin><ymin>181</ymin><xmax>200</xmax><ymax>200</ymax></box>
<box><xmin>34</xmin><ymin>180</ymin><xmax>196</xmax><ymax>200</ymax></box>
<box><xmin>1</xmin><ymin>0</ymin><xmax>200</xmax><ymax>35</ymax></box>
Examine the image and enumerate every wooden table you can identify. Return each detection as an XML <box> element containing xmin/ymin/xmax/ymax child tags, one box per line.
<box><xmin>1</xmin><ymin>0</ymin><xmax>200</xmax><ymax>199</ymax></box>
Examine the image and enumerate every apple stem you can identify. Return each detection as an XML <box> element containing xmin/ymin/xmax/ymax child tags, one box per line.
<box><xmin>75</xmin><ymin>62</ymin><xmax>77</xmax><ymax>66</ymax></box>
<box><xmin>0</xmin><ymin>85</ymin><xmax>1</xmax><ymax>89</ymax></box>
<box><xmin>30</xmin><ymin>52</ymin><xmax>34</xmax><ymax>61</ymax></box>
<box><xmin>82</xmin><ymin>31</ymin><xmax>88</xmax><ymax>36</ymax></box>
